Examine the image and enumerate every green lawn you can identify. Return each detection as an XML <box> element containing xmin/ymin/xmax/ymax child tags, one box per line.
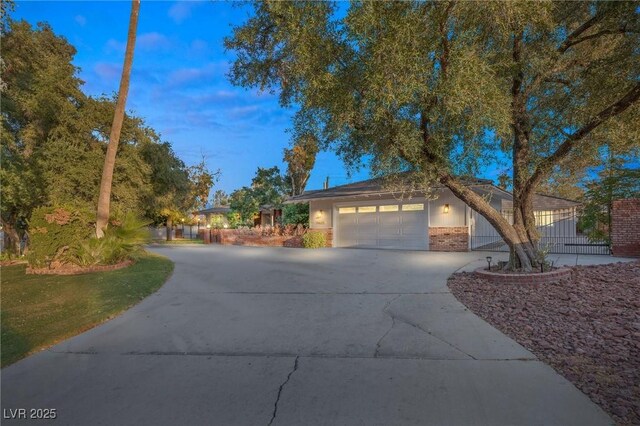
<box><xmin>0</xmin><ymin>252</ymin><xmax>173</xmax><ymax>367</ymax></box>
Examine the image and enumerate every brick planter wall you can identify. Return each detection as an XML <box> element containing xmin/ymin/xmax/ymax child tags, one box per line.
<box><xmin>207</xmin><ymin>229</ymin><xmax>311</xmax><ymax>248</ymax></box>
<box><xmin>612</xmin><ymin>199</ymin><xmax>640</xmax><ymax>257</ymax></box>
<box><xmin>474</xmin><ymin>267</ymin><xmax>572</xmax><ymax>285</ymax></box>
<box><xmin>429</xmin><ymin>227</ymin><xmax>469</xmax><ymax>252</ymax></box>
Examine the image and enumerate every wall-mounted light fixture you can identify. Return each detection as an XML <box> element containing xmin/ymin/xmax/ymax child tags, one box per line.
<box><xmin>315</xmin><ymin>209</ymin><xmax>324</xmax><ymax>219</ymax></box>
<box><xmin>443</xmin><ymin>204</ymin><xmax>450</xmax><ymax>214</ymax></box>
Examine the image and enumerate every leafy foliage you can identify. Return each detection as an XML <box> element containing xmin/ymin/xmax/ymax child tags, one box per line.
<box><xmin>282</xmin><ymin>203</ymin><xmax>309</xmax><ymax>226</ymax></box>
<box><xmin>26</xmin><ymin>205</ymin><xmax>94</xmax><ymax>268</ymax></box>
<box><xmin>283</xmin><ymin>129</ymin><xmax>318</xmax><ymax>196</ymax></box>
<box><xmin>64</xmin><ymin>214</ymin><xmax>150</xmax><ymax>267</ymax></box>
<box><xmin>27</xmin><ymin>205</ymin><xmax>149</xmax><ymax>268</ymax></box>
<box><xmin>579</xmin><ymin>152</ymin><xmax>640</xmax><ymax>243</ymax></box>
<box><xmin>230</xmin><ymin>166</ymin><xmax>291</xmax><ymax>223</ymax></box>
<box><xmin>302</xmin><ymin>231</ymin><xmax>326</xmax><ymax>249</ymax></box>
<box><xmin>1</xmin><ymin>18</ymin><xmax>217</xmax><ymax>252</ymax></box>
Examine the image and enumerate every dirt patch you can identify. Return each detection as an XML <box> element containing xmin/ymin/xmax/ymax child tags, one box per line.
<box><xmin>448</xmin><ymin>261</ymin><xmax>640</xmax><ymax>425</ymax></box>
<box><xmin>26</xmin><ymin>259</ymin><xmax>134</xmax><ymax>275</ymax></box>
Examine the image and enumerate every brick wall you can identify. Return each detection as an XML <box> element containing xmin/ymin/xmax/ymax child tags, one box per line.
<box><xmin>429</xmin><ymin>227</ymin><xmax>469</xmax><ymax>252</ymax></box>
<box><xmin>611</xmin><ymin>199</ymin><xmax>640</xmax><ymax>257</ymax></box>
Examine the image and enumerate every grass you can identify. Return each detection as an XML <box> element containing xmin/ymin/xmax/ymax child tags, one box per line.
<box><xmin>0</xmin><ymin>252</ymin><xmax>173</xmax><ymax>367</ymax></box>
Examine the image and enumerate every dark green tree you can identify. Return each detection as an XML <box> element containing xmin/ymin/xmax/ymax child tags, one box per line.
<box><xmin>1</xmin><ymin>18</ymin><xmax>85</xmax><ymax>254</ymax></box>
<box><xmin>580</xmin><ymin>150</ymin><xmax>640</xmax><ymax>243</ymax></box>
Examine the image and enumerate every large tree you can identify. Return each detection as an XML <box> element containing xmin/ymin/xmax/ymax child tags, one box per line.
<box><xmin>1</xmin><ymin>19</ymin><xmax>85</xmax><ymax>254</ymax></box>
<box><xmin>226</xmin><ymin>1</ymin><xmax>640</xmax><ymax>270</ymax></box>
<box><xmin>96</xmin><ymin>0</ymin><xmax>140</xmax><ymax>237</ymax></box>
<box><xmin>283</xmin><ymin>127</ymin><xmax>319</xmax><ymax>196</ymax></box>
<box><xmin>229</xmin><ymin>166</ymin><xmax>290</xmax><ymax>223</ymax></box>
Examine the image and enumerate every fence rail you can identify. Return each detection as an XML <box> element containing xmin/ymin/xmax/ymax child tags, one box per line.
<box><xmin>470</xmin><ymin>235</ymin><xmax>610</xmax><ymax>255</ymax></box>
<box><xmin>471</xmin><ymin>208</ymin><xmax>610</xmax><ymax>255</ymax></box>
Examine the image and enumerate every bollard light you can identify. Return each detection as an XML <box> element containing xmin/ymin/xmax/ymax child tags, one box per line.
<box><xmin>486</xmin><ymin>256</ymin><xmax>492</xmax><ymax>271</ymax></box>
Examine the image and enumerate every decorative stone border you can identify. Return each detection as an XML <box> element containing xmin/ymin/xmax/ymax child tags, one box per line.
<box><xmin>474</xmin><ymin>267</ymin><xmax>572</xmax><ymax>285</ymax></box>
<box><xmin>26</xmin><ymin>259</ymin><xmax>134</xmax><ymax>276</ymax></box>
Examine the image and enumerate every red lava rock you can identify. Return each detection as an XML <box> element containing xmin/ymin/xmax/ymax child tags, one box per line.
<box><xmin>448</xmin><ymin>260</ymin><xmax>640</xmax><ymax>426</ymax></box>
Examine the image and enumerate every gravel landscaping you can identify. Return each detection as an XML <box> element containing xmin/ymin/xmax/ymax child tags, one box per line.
<box><xmin>448</xmin><ymin>261</ymin><xmax>640</xmax><ymax>425</ymax></box>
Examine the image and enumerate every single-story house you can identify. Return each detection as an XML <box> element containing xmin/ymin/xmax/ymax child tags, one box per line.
<box><xmin>256</xmin><ymin>205</ymin><xmax>282</xmax><ymax>227</ymax></box>
<box><xmin>286</xmin><ymin>176</ymin><xmax>580</xmax><ymax>251</ymax></box>
<box><xmin>193</xmin><ymin>206</ymin><xmax>231</xmax><ymax>227</ymax></box>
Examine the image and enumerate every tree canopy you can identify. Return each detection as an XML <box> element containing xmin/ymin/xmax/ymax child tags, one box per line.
<box><xmin>1</xmin><ymin>18</ymin><xmax>213</xmax><ymax>252</ymax></box>
<box><xmin>229</xmin><ymin>166</ymin><xmax>290</xmax><ymax>223</ymax></box>
<box><xmin>226</xmin><ymin>1</ymin><xmax>640</xmax><ymax>270</ymax></box>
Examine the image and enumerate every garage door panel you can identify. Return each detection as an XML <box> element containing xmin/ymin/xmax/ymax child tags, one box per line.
<box><xmin>336</xmin><ymin>203</ymin><xmax>428</xmax><ymax>250</ymax></box>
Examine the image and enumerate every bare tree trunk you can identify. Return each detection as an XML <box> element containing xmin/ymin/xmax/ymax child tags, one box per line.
<box><xmin>166</xmin><ymin>218</ymin><xmax>173</xmax><ymax>241</ymax></box>
<box><xmin>440</xmin><ymin>174</ymin><xmax>536</xmax><ymax>271</ymax></box>
<box><xmin>2</xmin><ymin>219</ymin><xmax>21</xmax><ymax>256</ymax></box>
<box><xmin>95</xmin><ymin>0</ymin><xmax>140</xmax><ymax>238</ymax></box>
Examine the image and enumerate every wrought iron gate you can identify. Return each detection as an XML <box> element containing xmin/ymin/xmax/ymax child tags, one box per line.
<box><xmin>470</xmin><ymin>210</ymin><xmax>610</xmax><ymax>255</ymax></box>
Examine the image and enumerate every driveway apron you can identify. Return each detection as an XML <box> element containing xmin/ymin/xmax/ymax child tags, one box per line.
<box><xmin>1</xmin><ymin>245</ymin><xmax>613</xmax><ymax>425</ymax></box>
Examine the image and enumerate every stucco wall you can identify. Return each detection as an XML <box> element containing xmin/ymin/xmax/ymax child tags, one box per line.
<box><xmin>309</xmin><ymin>200</ymin><xmax>334</xmax><ymax>229</ymax></box>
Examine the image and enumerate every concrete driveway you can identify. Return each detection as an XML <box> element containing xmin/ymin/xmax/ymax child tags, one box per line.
<box><xmin>1</xmin><ymin>246</ymin><xmax>612</xmax><ymax>425</ymax></box>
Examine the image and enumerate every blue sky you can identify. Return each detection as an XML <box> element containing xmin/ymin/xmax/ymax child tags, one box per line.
<box><xmin>12</xmin><ymin>1</ymin><xmax>507</xmax><ymax>195</ymax></box>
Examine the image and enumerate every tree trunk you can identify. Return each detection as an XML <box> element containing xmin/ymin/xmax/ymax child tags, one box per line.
<box><xmin>95</xmin><ymin>0</ymin><xmax>140</xmax><ymax>238</ymax></box>
<box><xmin>440</xmin><ymin>174</ymin><xmax>537</xmax><ymax>271</ymax></box>
<box><xmin>2</xmin><ymin>219</ymin><xmax>21</xmax><ymax>256</ymax></box>
<box><xmin>166</xmin><ymin>218</ymin><xmax>173</xmax><ymax>241</ymax></box>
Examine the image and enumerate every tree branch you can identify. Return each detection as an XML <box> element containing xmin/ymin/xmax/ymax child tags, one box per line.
<box><xmin>558</xmin><ymin>12</ymin><xmax>606</xmax><ymax>54</ymax></box>
<box><xmin>525</xmin><ymin>82</ymin><xmax>640</xmax><ymax>193</ymax></box>
<box><xmin>561</xmin><ymin>26</ymin><xmax>636</xmax><ymax>53</ymax></box>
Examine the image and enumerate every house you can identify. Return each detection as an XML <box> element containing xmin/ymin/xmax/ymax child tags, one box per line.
<box><xmin>256</xmin><ymin>205</ymin><xmax>282</xmax><ymax>227</ymax></box>
<box><xmin>286</xmin><ymin>176</ymin><xmax>581</xmax><ymax>252</ymax></box>
<box><xmin>193</xmin><ymin>206</ymin><xmax>231</xmax><ymax>227</ymax></box>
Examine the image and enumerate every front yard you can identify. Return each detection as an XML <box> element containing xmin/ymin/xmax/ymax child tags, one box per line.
<box><xmin>0</xmin><ymin>252</ymin><xmax>173</xmax><ymax>367</ymax></box>
<box><xmin>449</xmin><ymin>261</ymin><xmax>640</xmax><ymax>425</ymax></box>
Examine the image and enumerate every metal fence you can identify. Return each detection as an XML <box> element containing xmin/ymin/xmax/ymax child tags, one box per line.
<box><xmin>471</xmin><ymin>209</ymin><xmax>610</xmax><ymax>255</ymax></box>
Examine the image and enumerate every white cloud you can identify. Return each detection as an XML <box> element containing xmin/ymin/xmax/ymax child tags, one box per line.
<box><xmin>168</xmin><ymin>1</ymin><xmax>203</xmax><ymax>24</ymax></box>
<box><xmin>75</xmin><ymin>15</ymin><xmax>87</xmax><ymax>26</ymax></box>
<box><xmin>105</xmin><ymin>38</ymin><xmax>126</xmax><ymax>53</ymax></box>
<box><xmin>94</xmin><ymin>62</ymin><xmax>121</xmax><ymax>81</ymax></box>
<box><xmin>137</xmin><ymin>32</ymin><xmax>171</xmax><ymax>50</ymax></box>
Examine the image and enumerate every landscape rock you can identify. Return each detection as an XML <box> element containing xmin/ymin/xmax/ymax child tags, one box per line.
<box><xmin>448</xmin><ymin>260</ymin><xmax>640</xmax><ymax>426</ymax></box>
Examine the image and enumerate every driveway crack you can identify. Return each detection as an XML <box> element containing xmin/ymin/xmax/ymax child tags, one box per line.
<box><xmin>373</xmin><ymin>295</ymin><xmax>402</xmax><ymax>357</ymax></box>
<box><xmin>386</xmin><ymin>310</ymin><xmax>476</xmax><ymax>360</ymax></box>
<box><xmin>268</xmin><ymin>355</ymin><xmax>299</xmax><ymax>426</ymax></box>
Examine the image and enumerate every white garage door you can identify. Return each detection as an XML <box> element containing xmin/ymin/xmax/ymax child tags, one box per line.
<box><xmin>335</xmin><ymin>202</ymin><xmax>428</xmax><ymax>250</ymax></box>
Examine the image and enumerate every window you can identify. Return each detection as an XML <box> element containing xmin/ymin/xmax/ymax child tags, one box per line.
<box><xmin>402</xmin><ymin>203</ymin><xmax>424</xmax><ymax>211</ymax></box>
<box><xmin>534</xmin><ymin>211</ymin><xmax>554</xmax><ymax>227</ymax></box>
<box><xmin>379</xmin><ymin>205</ymin><xmax>399</xmax><ymax>212</ymax></box>
<box><xmin>338</xmin><ymin>207</ymin><xmax>356</xmax><ymax>214</ymax></box>
<box><xmin>358</xmin><ymin>206</ymin><xmax>376</xmax><ymax>213</ymax></box>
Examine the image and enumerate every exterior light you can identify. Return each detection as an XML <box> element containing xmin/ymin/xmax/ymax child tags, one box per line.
<box><xmin>223</xmin><ymin>224</ymin><xmax>228</xmax><ymax>229</ymax></box>
<box><xmin>443</xmin><ymin>204</ymin><xmax>450</xmax><ymax>213</ymax></box>
<box><xmin>181</xmin><ymin>218</ymin><xmax>185</xmax><ymax>223</ymax></box>
<box><xmin>486</xmin><ymin>256</ymin><xmax>492</xmax><ymax>271</ymax></box>
<box><xmin>206</xmin><ymin>224</ymin><xmax>211</xmax><ymax>229</ymax></box>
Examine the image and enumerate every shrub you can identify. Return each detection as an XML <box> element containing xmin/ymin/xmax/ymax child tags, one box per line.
<box><xmin>64</xmin><ymin>213</ymin><xmax>150</xmax><ymax>267</ymax></box>
<box><xmin>28</xmin><ymin>207</ymin><xmax>149</xmax><ymax>269</ymax></box>
<box><xmin>226</xmin><ymin>212</ymin><xmax>242</xmax><ymax>229</ymax></box>
<box><xmin>302</xmin><ymin>231</ymin><xmax>326</xmax><ymax>248</ymax></box>
<box><xmin>27</xmin><ymin>205</ymin><xmax>94</xmax><ymax>268</ymax></box>
<box><xmin>282</xmin><ymin>203</ymin><xmax>309</xmax><ymax>226</ymax></box>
